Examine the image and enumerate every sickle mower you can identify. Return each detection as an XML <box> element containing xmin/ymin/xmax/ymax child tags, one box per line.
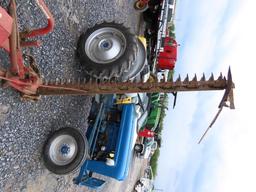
<box><xmin>0</xmin><ymin>0</ymin><xmax>54</xmax><ymax>99</ymax></box>
<box><xmin>0</xmin><ymin>1</ymin><xmax>235</xmax><ymax>147</ymax></box>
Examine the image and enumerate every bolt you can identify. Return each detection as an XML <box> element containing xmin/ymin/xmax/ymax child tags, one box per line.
<box><xmin>60</xmin><ymin>144</ymin><xmax>70</xmax><ymax>155</ymax></box>
<box><xmin>102</xmin><ymin>41</ymin><xmax>109</xmax><ymax>48</ymax></box>
<box><xmin>100</xmin><ymin>40</ymin><xmax>112</xmax><ymax>50</ymax></box>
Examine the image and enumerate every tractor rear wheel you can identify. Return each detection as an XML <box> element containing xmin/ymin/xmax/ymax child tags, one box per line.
<box><xmin>43</xmin><ymin>127</ymin><xmax>88</xmax><ymax>175</ymax></box>
<box><xmin>77</xmin><ymin>22</ymin><xmax>138</xmax><ymax>79</ymax></box>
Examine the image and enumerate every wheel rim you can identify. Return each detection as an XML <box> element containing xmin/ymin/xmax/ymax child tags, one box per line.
<box><xmin>84</xmin><ymin>27</ymin><xmax>127</xmax><ymax>64</ymax></box>
<box><xmin>49</xmin><ymin>135</ymin><xmax>78</xmax><ymax>166</ymax></box>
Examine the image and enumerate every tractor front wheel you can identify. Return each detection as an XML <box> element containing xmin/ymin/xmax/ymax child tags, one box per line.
<box><xmin>43</xmin><ymin>127</ymin><xmax>88</xmax><ymax>175</ymax></box>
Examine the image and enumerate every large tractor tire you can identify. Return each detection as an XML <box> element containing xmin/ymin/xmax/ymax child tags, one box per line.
<box><xmin>77</xmin><ymin>22</ymin><xmax>138</xmax><ymax>79</ymax></box>
<box><xmin>121</xmin><ymin>37</ymin><xmax>147</xmax><ymax>81</ymax></box>
<box><xmin>143</xmin><ymin>9</ymin><xmax>154</xmax><ymax>25</ymax></box>
<box><xmin>43</xmin><ymin>127</ymin><xmax>88</xmax><ymax>175</ymax></box>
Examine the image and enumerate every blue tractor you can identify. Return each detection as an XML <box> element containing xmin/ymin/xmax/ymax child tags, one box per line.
<box><xmin>43</xmin><ymin>94</ymin><xmax>144</xmax><ymax>189</ymax></box>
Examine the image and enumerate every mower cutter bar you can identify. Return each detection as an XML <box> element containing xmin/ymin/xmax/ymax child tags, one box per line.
<box><xmin>38</xmin><ymin>76</ymin><xmax>226</xmax><ymax>95</ymax></box>
<box><xmin>37</xmin><ymin>68</ymin><xmax>234</xmax><ymax>100</ymax></box>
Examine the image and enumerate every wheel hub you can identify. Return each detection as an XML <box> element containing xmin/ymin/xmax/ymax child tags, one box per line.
<box><xmin>49</xmin><ymin>135</ymin><xmax>78</xmax><ymax>166</ymax></box>
<box><xmin>60</xmin><ymin>144</ymin><xmax>70</xmax><ymax>156</ymax></box>
<box><xmin>100</xmin><ymin>40</ymin><xmax>112</xmax><ymax>50</ymax></box>
<box><xmin>84</xmin><ymin>27</ymin><xmax>127</xmax><ymax>64</ymax></box>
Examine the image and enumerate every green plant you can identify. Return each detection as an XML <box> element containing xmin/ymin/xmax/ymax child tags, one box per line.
<box><xmin>150</xmin><ymin>148</ymin><xmax>160</xmax><ymax>177</ymax></box>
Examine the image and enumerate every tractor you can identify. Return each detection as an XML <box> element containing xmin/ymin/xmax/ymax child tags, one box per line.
<box><xmin>76</xmin><ymin>0</ymin><xmax>178</xmax><ymax>82</ymax></box>
<box><xmin>43</xmin><ymin>94</ymin><xmax>147</xmax><ymax>189</ymax></box>
<box><xmin>0</xmin><ymin>0</ymin><xmax>235</xmax><ymax>190</ymax></box>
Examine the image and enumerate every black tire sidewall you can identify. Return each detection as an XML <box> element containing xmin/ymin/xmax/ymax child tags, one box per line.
<box><xmin>143</xmin><ymin>9</ymin><xmax>154</xmax><ymax>24</ymax></box>
<box><xmin>43</xmin><ymin>127</ymin><xmax>87</xmax><ymax>175</ymax></box>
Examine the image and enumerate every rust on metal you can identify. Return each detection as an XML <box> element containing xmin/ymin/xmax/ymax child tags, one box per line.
<box><xmin>0</xmin><ymin>0</ymin><xmax>55</xmax><ymax>96</ymax></box>
<box><xmin>8</xmin><ymin>0</ymin><xmax>23</xmax><ymax>76</ymax></box>
<box><xmin>36</xmin><ymin>69</ymin><xmax>233</xmax><ymax>96</ymax></box>
<box><xmin>198</xmin><ymin>67</ymin><xmax>235</xmax><ymax>144</ymax></box>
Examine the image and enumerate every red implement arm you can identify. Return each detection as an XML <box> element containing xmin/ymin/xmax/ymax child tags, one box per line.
<box><xmin>0</xmin><ymin>6</ymin><xmax>13</xmax><ymax>51</ymax></box>
<box><xmin>20</xmin><ymin>0</ymin><xmax>55</xmax><ymax>38</ymax></box>
<box><xmin>0</xmin><ymin>0</ymin><xmax>54</xmax><ymax>96</ymax></box>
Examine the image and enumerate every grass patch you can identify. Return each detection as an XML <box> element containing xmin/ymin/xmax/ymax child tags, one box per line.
<box><xmin>150</xmin><ymin>148</ymin><xmax>160</xmax><ymax>177</ymax></box>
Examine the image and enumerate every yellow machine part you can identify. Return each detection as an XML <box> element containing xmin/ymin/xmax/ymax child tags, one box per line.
<box><xmin>137</xmin><ymin>36</ymin><xmax>147</xmax><ymax>49</ymax></box>
<box><xmin>115</xmin><ymin>97</ymin><xmax>133</xmax><ymax>104</ymax></box>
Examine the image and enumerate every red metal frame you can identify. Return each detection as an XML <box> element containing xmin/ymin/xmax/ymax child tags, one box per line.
<box><xmin>0</xmin><ymin>0</ymin><xmax>54</xmax><ymax>96</ymax></box>
<box><xmin>0</xmin><ymin>6</ymin><xmax>13</xmax><ymax>51</ymax></box>
<box><xmin>20</xmin><ymin>0</ymin><xmax>55</xmax><ymax>39</ymax></box>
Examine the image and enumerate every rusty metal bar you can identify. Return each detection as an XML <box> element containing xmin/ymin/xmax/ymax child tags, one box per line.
<box><xmin>8</xmin><ymin>0</ymin><xmax>25</xmax><ymax>76</ymax></box>
<box><xmin>198</xmin><ymin>107</ymin><xmax>223</xmax><ymax>144</ymax></box>
<box><xmin>218</xmin><ymin>67</ymin><xmax>235</xmax><ymax>109</ymax></box>
<box><xmin>0</xmin><ymin>0</ymin><xmax>55</xmax><ymax>95</ymax></box>
<box><xmin>197</xmin><ymin>67</ymin><xmax>235</xmax><ymax>144</ymax></box>
<box><xmin>37</xmin><ymin>71</ymin><xmax>232</xmax><ymax>96</ymax></box>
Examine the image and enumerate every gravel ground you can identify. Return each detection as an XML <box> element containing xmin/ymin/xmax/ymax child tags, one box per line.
<box><xmin>0</xmin><ymin>0</ymin><xmax>141</xmax><ymax>191</ymax></box>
